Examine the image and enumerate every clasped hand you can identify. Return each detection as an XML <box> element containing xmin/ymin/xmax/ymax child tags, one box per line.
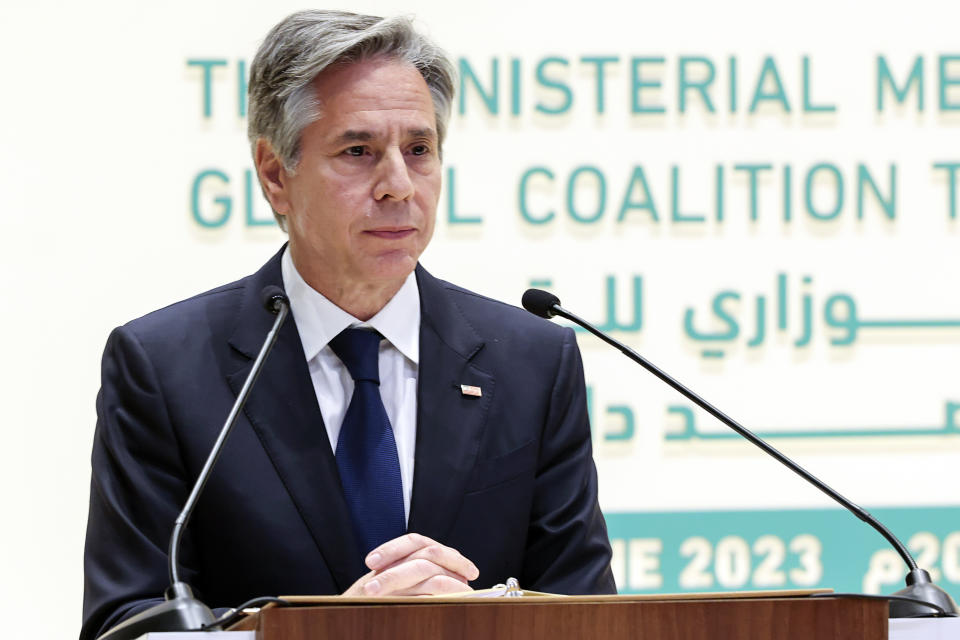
<box><xmin>343</xmin><ymin>533</ymin><xmax>479</xmax><ymax>596</ymax></box>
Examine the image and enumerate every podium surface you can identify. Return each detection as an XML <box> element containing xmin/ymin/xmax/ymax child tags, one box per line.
<box><xmin>228</xmin><ymin>592</ymin><xmax>888</xmax><ymax>639</ymax></box>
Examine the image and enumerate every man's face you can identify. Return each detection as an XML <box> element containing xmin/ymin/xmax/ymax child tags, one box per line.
<box><xmin>265</xmin><ymin>58</ymin><xmax>441</xmax><ymax>294</ymax></box>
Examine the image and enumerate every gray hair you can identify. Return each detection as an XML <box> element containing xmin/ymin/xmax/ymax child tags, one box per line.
<box><xmin>248</xmin><ymin>10</ymin><xmax>456</xmax><ymax>228</ymax></box>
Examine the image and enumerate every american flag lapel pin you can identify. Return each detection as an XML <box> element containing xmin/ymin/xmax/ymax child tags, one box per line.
<box><xmin>460</xmin><ymin>384</ymin><xmax>482</xmax><ymax>397</ymax></box>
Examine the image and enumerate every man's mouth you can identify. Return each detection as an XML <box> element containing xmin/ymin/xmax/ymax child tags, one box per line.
<box><xmin>365</xmin><ymin>228</ymin><xmax>416</xmax><ymax>240</ymax></box>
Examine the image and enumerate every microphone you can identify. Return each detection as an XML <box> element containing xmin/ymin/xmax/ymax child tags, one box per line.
<box><xmin>522</xmin><ymin>288</ymin><xmax>561</xmax><ymax>319</ymax></box>
<box><xmin>522</xmin><ymin>288</ymin><xmax>958</xmax><ymax>619</ymax></box>
<box><xmin>97</xmin><ymin>286</ymin><xmax>291</xmax><ymax>640</ymax></box>
<box><xmin>262</xmin><ymin>284</ymin><xmax>288</xmax><ymax>314</ymax></box>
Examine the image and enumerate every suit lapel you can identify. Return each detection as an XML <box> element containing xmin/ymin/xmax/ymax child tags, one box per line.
<box><xmin>225</xmin><ymin>249</ymin><xmax>365</xmax><ymax>591</ymax></box>
<box><xmin>408</xmin><ymin>266</ymin><xmax>495</xmax><ymax>540</ymax></box>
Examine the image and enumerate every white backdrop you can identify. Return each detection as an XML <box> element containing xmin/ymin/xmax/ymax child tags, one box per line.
<box><xmin>1</xmin><ymin>1</ymin><xmax>958</xmax><ymax>637</ymax></box>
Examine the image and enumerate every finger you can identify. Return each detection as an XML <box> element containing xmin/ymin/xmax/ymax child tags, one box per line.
<box><xmin>342</xmin><ymin>569</ymin><xmax>377</xmax><ymax>597</ymax></box>
<box><xmin>380</xmin><ymin>542</ymin><xmax>479</xmax><ymax>582</ymax></box>
<box><xmin>366</xmin><ymin>534</ymin><xmax>479</xmax><ymax>581</ymax></box>
<box><xmin>391</xmin><ymin>574</ymin><xmax>476</xmax><ymax>596</ymax></box>
<box><xmin>362</xmin><ymin>558</ymin><xmax>471</xmax><ymax>596</ymax></box>
<box><xmin>365</xmin><ymin>532</ymin><xmax>433</xmax><ymax>570</ymax></box>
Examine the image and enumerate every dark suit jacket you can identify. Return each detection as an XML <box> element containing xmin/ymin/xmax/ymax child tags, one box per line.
<box><xmin>81</xmin><ymin>249</ymin><xmax>615</xmax><ymax>639</ymax></box>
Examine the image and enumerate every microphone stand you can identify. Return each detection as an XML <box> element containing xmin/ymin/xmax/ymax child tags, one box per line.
<box><xmin>525</xmin><ymin>289</ymin><xmax>957</xmax><ymax>618</ymax></box>
<box><xmin>97</xmin><ymin>288</ymin><xmax>290</xmax><ymax>640</ymax></box>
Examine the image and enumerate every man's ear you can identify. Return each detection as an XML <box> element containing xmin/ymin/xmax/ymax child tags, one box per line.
<box><xmin>254</xmin><ymin>138</ymin><xmax>293</xmax><ymax>216</ymax></box>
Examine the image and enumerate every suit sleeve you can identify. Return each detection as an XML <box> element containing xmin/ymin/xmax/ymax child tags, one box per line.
<box><xmin>81</xmin><ymin>326</ymin><xmax>197</xmax><ymax>639</ymax></box>
<box><xmin>521</xmin><ymin>327</ymin><xmax>617</xmax><ymax>594</ymax></box>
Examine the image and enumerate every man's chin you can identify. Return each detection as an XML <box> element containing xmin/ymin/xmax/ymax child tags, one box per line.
<box><xmin>365</xmin><ymin>251</ymin><xmax>421</xmax><ymax>282</ymax></box>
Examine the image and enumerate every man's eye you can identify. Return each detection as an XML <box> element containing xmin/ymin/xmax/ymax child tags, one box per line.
<box><xmin>411</xmin><ymin>145</ymin><xmax>429</xmax><ymax>156</ymax></box>
<box><xmin>344</xmin><ymin>146</ymin><xmax>365</xmax><ymax>157</ymax></box>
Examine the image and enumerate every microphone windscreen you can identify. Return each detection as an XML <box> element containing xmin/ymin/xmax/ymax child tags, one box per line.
<box><xmin>522</xmin><ymin>289</ymin><xmax>561</xmax><ymax>318</ymax></box>
<box><xmin>260</xmin><ymin>285</ymin><xmax>288</xmax><ymax>314</ymax></box>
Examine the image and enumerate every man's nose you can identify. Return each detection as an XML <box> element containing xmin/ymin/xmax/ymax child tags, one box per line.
<box><xmin>373</xmin><ymin>147</ymin><xmax>414</xmax><ymax>201</ymax></box>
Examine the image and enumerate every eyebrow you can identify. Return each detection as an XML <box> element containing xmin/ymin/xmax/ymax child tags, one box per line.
<box><xmin>336</xmin><ymin>130</ymin><xmax>374</xmax><ymax>143</ymax></box>
<box><xmin>407</xmin><ymin>128</ymin><xmax>437</xmax><ymax>140</ymax></box>
<box><xmin>333</xmin><ymin>128</ymin><xmax>437</xmax><ymax>144</ymax></box>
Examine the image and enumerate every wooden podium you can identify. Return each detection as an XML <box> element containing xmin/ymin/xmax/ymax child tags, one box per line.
<box><xmin>228</xmin><ymin>592</ymin><xmax>888</xmax><ymax>639</ymax></box>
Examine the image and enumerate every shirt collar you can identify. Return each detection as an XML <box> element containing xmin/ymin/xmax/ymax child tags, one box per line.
<box><xmin>281</xmin><ymin>246</ymin><xmax>420</xmax><ymax>364</ymax></box>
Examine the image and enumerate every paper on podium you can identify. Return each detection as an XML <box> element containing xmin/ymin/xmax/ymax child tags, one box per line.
<box><xmin>276</xmin><ymin>584</ymin><xmax>830</xmax><ymax>606</ymax></box>
<box><xmin>453</xmin><ymin>577</ymin><xmax>554</xmax><ymax>597</ymax></box>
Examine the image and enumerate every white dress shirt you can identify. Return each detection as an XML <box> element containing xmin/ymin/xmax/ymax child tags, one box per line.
<box><xmin>281</xmin><ymin>248</ymin><xmax>419</xmax><ymax>523</ymax></box>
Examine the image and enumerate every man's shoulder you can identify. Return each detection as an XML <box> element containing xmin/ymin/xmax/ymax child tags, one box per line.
<box><xmin>120</xmin><ymin>249</ymin><xmax>283</xmax><ymax>344</ymax></box>
<box><xmin>119</xmin><ymin>276</ymin><xmax>250</xmax><ymax>346</ymax></box>
<box><xmin>429</xmin><ymin>275</ymin><xmax>571</xmax><ymax>344</ymax></box>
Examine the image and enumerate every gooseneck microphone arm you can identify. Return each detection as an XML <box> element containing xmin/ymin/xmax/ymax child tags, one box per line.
<box><xmin>98</xmin><ymin>286</ymin><xmax>291</xmax><ymax>640</ymax></box>
<box><xmin>535</xmin><ymin>294</ymin><xmax>914</xmax><ymax>568</ymax></box>
<box><xmin>522</xmin><ymin>288</ymin><xmax>957</xmax><ymax>618</ymax></box>
<box><xmin>169</xmin><ymin>287</ymin><xmax>290</xmax><ymax>585</ymax></box>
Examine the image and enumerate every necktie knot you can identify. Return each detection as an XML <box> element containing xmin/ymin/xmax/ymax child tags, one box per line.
<box><xmin>329</xmin><ymin>328</ymin><xmax>382</xmax><ymax>384</ymax></box>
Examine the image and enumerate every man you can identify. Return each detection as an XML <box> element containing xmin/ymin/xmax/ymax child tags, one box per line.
<box><xmin>82</xmin><ymin>10</ymin><xmax>614</xmax><ymax>639</ymax></box>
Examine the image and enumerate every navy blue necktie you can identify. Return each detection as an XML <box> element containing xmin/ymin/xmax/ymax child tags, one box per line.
<box><xmin>329</xmin><ymin>328</ymin><xmax>406</xmax><ymax>555</ymax></box>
